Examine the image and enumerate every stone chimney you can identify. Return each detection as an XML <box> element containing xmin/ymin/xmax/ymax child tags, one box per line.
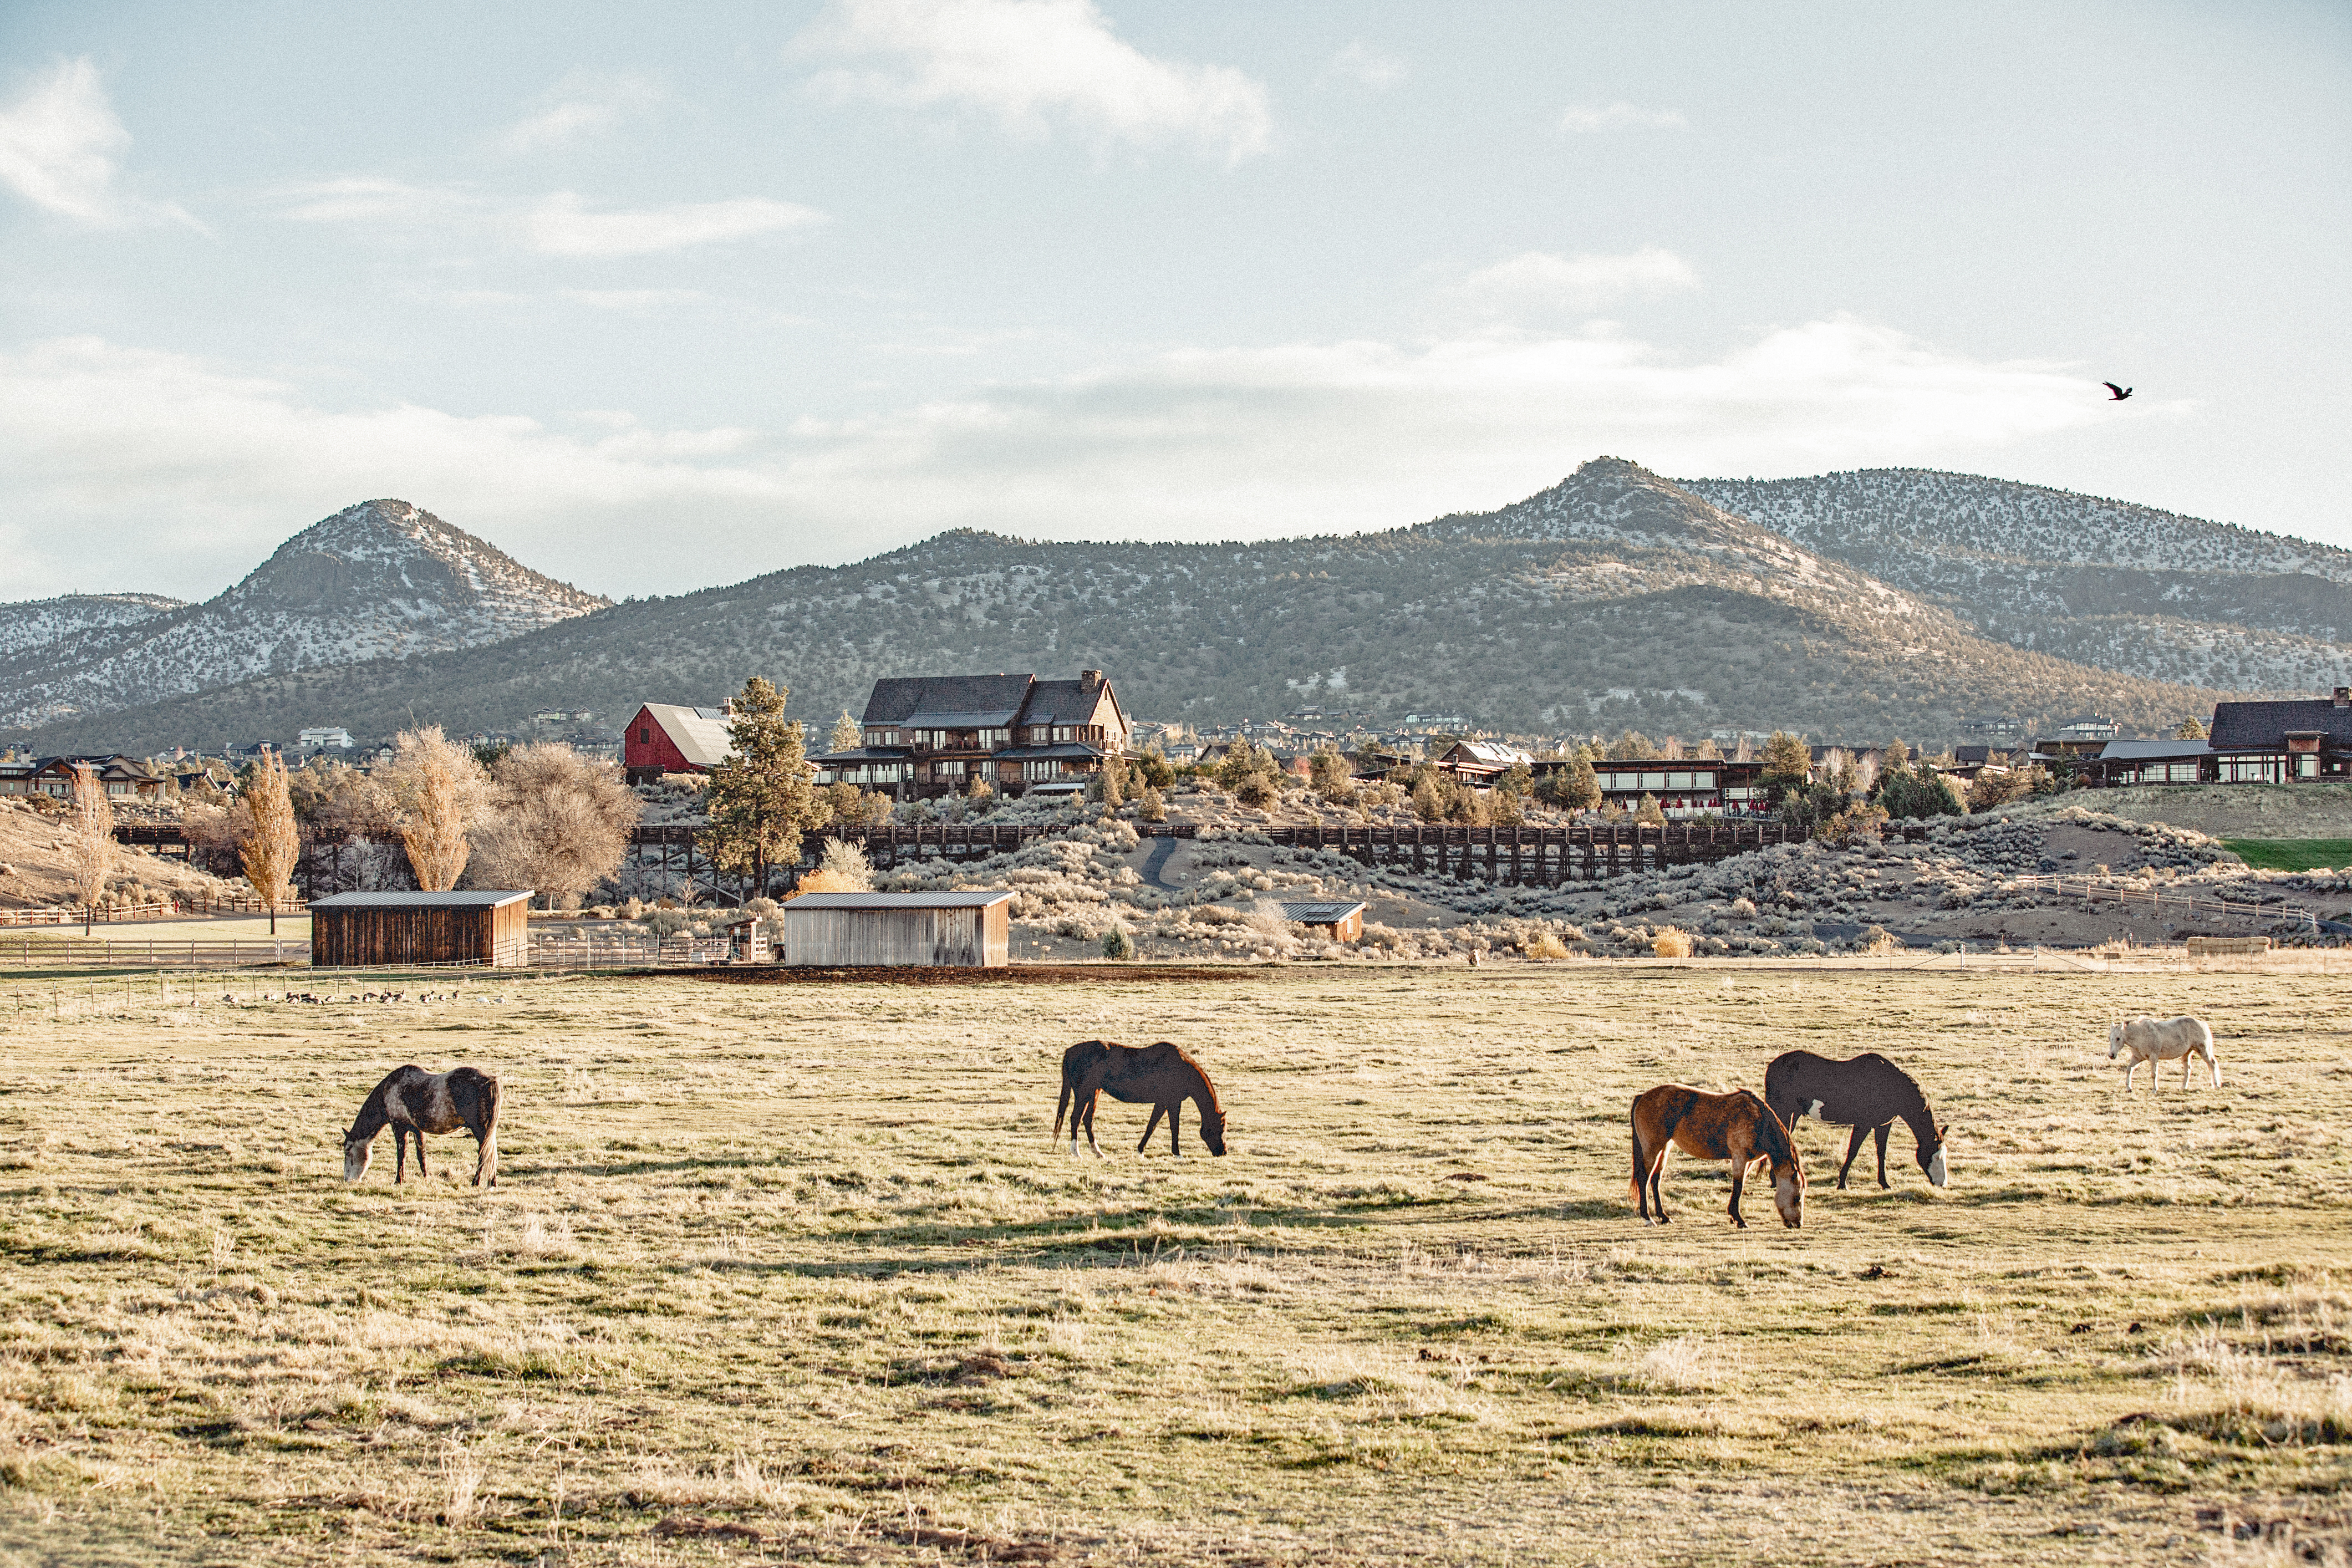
<box><xmin>1081</xmin><ymin>668</ymin><xmax>1103</xmax><ymax>688</ymax></box>
<box><xmin>2335</xmin><ymin>688</ymin><xmax>2348</xmax><ymax>709</ymax></box>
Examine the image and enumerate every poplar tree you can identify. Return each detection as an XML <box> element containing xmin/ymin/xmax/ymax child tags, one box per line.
<box><xmin>238</xmin><ymin>749</ymin><xmax>301</xmax><ymax>935</ymax></box>
<box><xmin>68</xmin><ymin>763</ymin><xmax>115</xmax><ymax>934</ymax></box>
<box><xmin>701</xmin><ymin>677</ymin><xmax>824</xmax><ymax>899</ymax></box>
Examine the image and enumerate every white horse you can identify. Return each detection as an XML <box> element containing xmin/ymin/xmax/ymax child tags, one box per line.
<box><xmin>2109</xmin><ymin>1015</ymin><xmax>2221</xmax><ymax>1092</ymax></box>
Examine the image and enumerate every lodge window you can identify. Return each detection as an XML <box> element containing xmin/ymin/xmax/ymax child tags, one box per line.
<box><xmin>935</xmin><ymin>758</ymin><xmax>966</xmax><ymax>777</ymax></box>
<box><xmin>982</xmin><ymin>728</ymin><xmax>1007</xmax><ymax>747</ymax></box>
<box><xmin>638</xmin><ymin>727</ymin><xmax>650</xmax><ymax>744</ymax></box>
<box><xmin>2219</xmin><ymin>756</ymin><xmax>2283</xmax><ymax>783</ymax></box>
<box><xmin>1025</xmin><ymin>760</ymin><xmax>1058</xmax><ymax>778</ymax></box>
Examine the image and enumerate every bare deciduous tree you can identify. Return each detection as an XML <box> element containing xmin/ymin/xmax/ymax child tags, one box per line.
<box><xmin>469</xmin><ymin>743</ymin><xmax>642</xmax><ymax>909</ymax></box>
<box><xmin>238</xmin><ymin>749</ymin><xmax>301</xmax><ymax>934</ymax></box>
<box><xmin>68</xmin><ymin>763</ymin><xmax>114</xmax><ymax>933</ymax></box>
<box><xmin>386</xmin><ymin>726</ymin><xmax>489</xmax><ymax>892</ymax></box>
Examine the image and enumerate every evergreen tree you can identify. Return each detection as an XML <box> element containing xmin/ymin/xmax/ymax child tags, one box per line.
<box><xmin>1558</xmin><ymin>751</ymin><xmax>1601</xmax><ymax>811</ymax></box>
<box><xmin>828</xmin><ymin>709</ymin><xmax>862</xmax><ymax>754</ymax></box>
<box><xmin>701</xmin><ymin>677</ymin><xmax>824</xmax><ymax>899</ymax></box>
<box><xmin>1759</xmin><ymin>731</ymin><xmax>1812</xmax><ymax>800</ymax></box>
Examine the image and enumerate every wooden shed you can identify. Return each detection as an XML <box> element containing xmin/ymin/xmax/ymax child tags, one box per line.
<box><xmin>780</xmin><ymin>891</ymin><xmax>1012</xmax><ymax>968</ymax></box>
<box><xmin>1278</xmin><ymin>899</ymin><xmax>1367</xmax><ymax>943</ymax></box>
<box><xmin>309</xmin><ymin>891</ymin><xmax>533</xmax><ymax>968</ymax></box>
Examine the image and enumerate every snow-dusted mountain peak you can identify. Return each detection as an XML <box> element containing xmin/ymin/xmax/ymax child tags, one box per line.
<box><xmin>0</xmin><ymin>500</ymin><xmax>607</xmax><ymax>730</ymax></box>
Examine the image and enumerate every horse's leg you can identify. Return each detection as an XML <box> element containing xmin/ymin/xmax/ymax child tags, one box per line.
<box><xmin>2124</xmin><ymin>1056</ymin><xmax>2138</xmax><ymax>1092</ymax></box>
<box><xmin>2207</xmin><ymin>1047</ymin><xmax>2222</xmax><ymax>1089</ymax></box>
<box><xmin>414</xmin><ymin>1133</ymin><xmax>427</xmax><ymax>1181</ymax></box>
<box><xmin>1167</xmin><ymin>1101</ymin><xmax>1183</xmax><ymax>1158</ymax></box>
<box><xmin>1138</xmin><ymin>1104</ymin><xmax>1165</xmax><ymax>1154</ymax></box>
<box><xmin>1646</xmin><ymin>1144</ymin><xmax>1671</xmax><ymax>1224</ymax></box>
<box><xmin>1873</xmin><ymin>1123</ymin><xmax>1891</xmax><ymax>1189</ymax></box>
<box><xmin>1727</xmin><ymin>1155</ymin><xmax>1749</xmax><ymax>1229</ymax></box>
<box><xmin>1836</xmin><ymin>1126</ymin><xmax>1868</xmax><ymax>1189</ymax></box>
<box><xmin>394</xmin><ymin>1127</ymin><xmax>408</xmax><ymax>1185</ymax></box>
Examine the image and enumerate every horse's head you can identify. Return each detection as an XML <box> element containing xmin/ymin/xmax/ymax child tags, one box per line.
<box><xmin>1921</xmin><ymin>1123</ymin><xmax>1949</xmax><ymax>1188</ymax></box>
<box><xmin>342</xmin><ymin>1127</ymin><xmax>371</xmax><ymax>1181</ymax></box>
<box><xmin>2107</xmin><ymin>1020</ymin><xmax>2127</xmax><ymax>1058</ymax></box>
<box><xmin>1198</xmin><ymin>1101</ymin><xmax>1228</xmax><ymax>1157</ymax></box>
<box><xmin>1770</xmin><ymin>1155</ymin><xmax>1806</xmax><ymax>1228</ymax></box>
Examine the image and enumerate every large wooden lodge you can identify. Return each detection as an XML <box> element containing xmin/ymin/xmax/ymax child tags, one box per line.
<box><xmin>811</xmin><ymin>670</ymin><xmax>1129</xmax><ymax>801</ymax></box>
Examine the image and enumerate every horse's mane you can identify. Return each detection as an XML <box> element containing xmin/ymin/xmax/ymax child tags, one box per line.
<box><xmin>1172</xmin><ymin>1043</ymin><xmax>1223</xmax><ymax>1114</ymax></box>
<box><xmin>1742</xmin><ymin>1090</ymin><xmax>1796</xmax><ymax>1165</ymax></box>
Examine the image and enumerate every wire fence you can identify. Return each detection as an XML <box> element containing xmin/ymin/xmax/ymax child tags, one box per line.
<box><xmin>0</xmin><ymin>895</ymin><xmax>305</xmax><ymax>928</ymax></box>
<box><xmin>2011</xmin><ymin>874</ymin><xmax>2317</xmax><ymax>931</ymax></box>
<box><xmin>0</xmin><ymin>934</ymin><xmax>308</xmax><ymax>967</ymax></box>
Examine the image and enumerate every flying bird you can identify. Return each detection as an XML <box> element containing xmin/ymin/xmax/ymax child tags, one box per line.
<box><xmin>2102</xmin><ymin>382</ymin><xmax>2134</xmax><ymax>401</ymax></box>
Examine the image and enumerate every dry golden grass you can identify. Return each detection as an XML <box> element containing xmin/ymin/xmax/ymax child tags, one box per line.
<box><xmin>0</xmin><ymin>963</ymin><xmax>2346</xmax><ymax>1565</ymax></box>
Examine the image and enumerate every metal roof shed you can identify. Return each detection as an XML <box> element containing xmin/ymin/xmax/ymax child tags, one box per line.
<box><xmin>1277</xmin><ymin>899</ymin><xmax>1367</xmax><ymax>943</ymax></box>
<box><xmin>309</xmin><ymin>890</ymin><xmax>533</xmax><ymax>968</ymax></box>
<box><xmin>780</xmin><ymin>890</ymin><xmax>1014</xmax><ymax>968</ymax></box>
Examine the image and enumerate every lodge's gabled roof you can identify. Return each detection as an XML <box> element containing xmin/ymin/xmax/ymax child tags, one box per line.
<box><xmin>2209</xmin><ymin>699</ymin><xmax>2352</xmax><ymax>750</ymax></box>
<box><xmin>863</xmin><ymin>675</ymin><xmax>1035</xmax><ymax>727</ymax></box>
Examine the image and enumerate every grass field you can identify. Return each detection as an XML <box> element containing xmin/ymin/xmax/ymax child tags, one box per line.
<box><xmin>2222</xmin><ymin>838</ymin><xmax>2352</xmax><ymax>874</ymax></box>
<box><xmin>0</xmin><ymin>964</ymin><xmax>2345</xmax><ymax>1566</ymax></box>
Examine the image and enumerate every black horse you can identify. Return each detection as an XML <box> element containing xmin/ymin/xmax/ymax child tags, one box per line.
<box><xmin>1763</xmin><ymin>1051</ymin><xmax>1946</xmax><ymax>1190</ymax></box>
<box><xmin>1053</xmin><ymin>1040</ymin><xmax>1226</xmax><ymax>1158</ymax></box>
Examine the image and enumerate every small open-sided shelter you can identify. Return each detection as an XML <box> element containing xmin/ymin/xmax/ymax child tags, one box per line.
<box><xmin>720</xmin><ymin>912</ymin><xmax>772</xmax><ymax>963</ymax></box>
<box><xmin>309</xmin><ymin>891</ymin><xmax>532</xmax><ymax>968</ymax></box>
<box><xmin>1278</xmin><ymin>899</ymin><xmax>1367</xmax><ymax>943</ymax></box>
<box><xmin>780</xmin><ymin>890</ymin><xmax>1012</xmax><ymax>968</ymax></box>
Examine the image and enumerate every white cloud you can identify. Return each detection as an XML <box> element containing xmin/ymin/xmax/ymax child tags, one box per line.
<box><xmin>1329</xmin><ymin>42</ymin><xmax>1407</xmax><ymax>91</ymax></box>
<box><xmin>0</xmin><ymin>322</ymin><xmax>2125</xmax><ymax>600</ymax></box>
<box><xmin>497</xmin><ymin>73</ymin><xmax>665</xmax><ymax>155</ymax></box>
<box><xmin>1452</xmin><ymin>248</ymin><xmax>1701</xmax><ymax>323</ymax></box>
<box><xmin>1558</xmin><ymin>101</ymin><xmax>1687</xmax><ymax>134</ymax></box>
<box><xmin>0</xmin><ymin>58</ymin><xmax>196</xmax><ymax>228</ymax></box>
<box><xmin>520</xmin><ymin>193</ymin><xmax>827</xmax><ymax>256</ymax></box>
<box><xmin>797</xmin><ymin>0</ymin><xmax>1272</xmax><ymax>164</ymax></box>
<box><xmin>272</xmin><ymin>177</ymin><xmax>470</xmax><ymax>227</ymax></box>
<box><xmin>275</xmin><ymin>182</ymin><xmax>824</xmax><ymax>257</ymax></box>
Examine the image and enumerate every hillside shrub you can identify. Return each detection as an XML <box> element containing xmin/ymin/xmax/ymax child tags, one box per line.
<box><xmin>1651</xmin><ymin>926</ymin><xmax>1693</xmax><ymax>958</ymax></box>
<box><xmin>1101</xmin><ymin>924</ymin><xmax>1134</xmax><ymax>960</ymax></box>
<box><xmin>1524</xmin><ymin>930</ymin><xmax>1571</xmax><ymax>961</ymax></box>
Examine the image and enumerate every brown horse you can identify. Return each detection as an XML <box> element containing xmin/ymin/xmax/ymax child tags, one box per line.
<box><xmin>343</xmin><ymin>1065</ymin><xmax>500</xmax><ymax>1185</ymax></box>
<box><xmin>1054</xmin><ymin>1040</ymin><xmax>1226</xmax><ymax>1158</ymax></box>
<box><xmin>1629</xmin><ymin>1085</ymin><xmax>1804</xmax><ymax>1229</ymax></box>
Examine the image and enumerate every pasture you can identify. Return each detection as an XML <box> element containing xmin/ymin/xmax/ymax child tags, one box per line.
<box><xmin>0</xmin><ymin>963</ymin><xmax>2345</xmax><ymax>1565</ymax></box>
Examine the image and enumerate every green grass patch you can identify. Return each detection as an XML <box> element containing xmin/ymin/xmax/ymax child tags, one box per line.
<box><xmin>2221</xmin><ymin>837</ymin><xmax>2352</xmax><ymax>870</ymax></box>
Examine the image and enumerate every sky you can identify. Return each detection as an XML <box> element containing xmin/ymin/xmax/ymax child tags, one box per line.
<box><xmin>0</xmin><ymin>0</ymin><xmax>2345</xmax><ymax>604</ymax></box>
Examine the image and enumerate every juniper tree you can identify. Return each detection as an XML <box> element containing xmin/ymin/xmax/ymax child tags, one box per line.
<box><xmin>701</xmin><ymin>676</ymin><xmax>826</xmax><ymax>899</ymax></box>
<box><xmin>828</xmin><ymin>710</ymin><xmax>863</xmax><ymax>754</ymax></box>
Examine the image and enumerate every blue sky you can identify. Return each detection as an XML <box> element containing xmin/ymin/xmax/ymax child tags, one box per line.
<box><xmin>1</xmin><ymin>1</ymin><xmax>2345</xmax><ymax>602</ymax></box>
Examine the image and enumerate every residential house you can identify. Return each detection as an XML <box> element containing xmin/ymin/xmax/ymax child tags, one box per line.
<box><xmin>1432</xmin><ymin>740</ymin><xmax>1533</xmax><ymax>786</ymax></box>
<box><xmin>298</xmin><ymin>727</ymin><xmax>355</xmax><ymax>751</ymax></box>
<box><xmin>5</xmin><ymin>755</ymin><xmax>165</xmax><ymax>801</ymax></box>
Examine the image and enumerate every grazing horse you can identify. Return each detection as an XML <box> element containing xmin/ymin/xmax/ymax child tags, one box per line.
<box><xmin>2109</xmin><ymin>1015</ymin><xmax>2221</xmax><ymax>1092</ymax></box>
<box><xmin>1765</xmin><ymin>1050</ymin><xmax>1949</xmax><ymax>1191</ymax></box>
<box><xmin>343</xmin><ymin>1065</ymin><xmax>500</xmax><ymax>1186</ymax></box>
<box><xmin>1629</xmin><ymin>1086</ymin><xmax>1804</xmax><ymax>1229</ymax></box>
<box><xmin>1054</xmin><ymin>1040</ymin><xmax>1226</xmax><ymax>1158</ymax></box>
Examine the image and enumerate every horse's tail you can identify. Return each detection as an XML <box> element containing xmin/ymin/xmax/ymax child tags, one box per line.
<box><xmin>1628</xmin><ymin>1112</ymin><xmax>1646</xmax><ymax>1207</ymax></box>
<box><xmin>1052</xmin><ymin>1076</ymin><xmax>1072</xmax><ymax>1142</ymax></box>
<box><xmin>475</xmin><ymin>1073</ymin><xmax>500</xmax><ymax>1187</ymax></box>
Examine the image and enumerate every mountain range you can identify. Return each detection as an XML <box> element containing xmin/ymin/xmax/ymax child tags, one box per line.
<box><xmin>2</xmin><ymin>460</ymin><xmax>2342</xmax><ymax>756</ymax></box>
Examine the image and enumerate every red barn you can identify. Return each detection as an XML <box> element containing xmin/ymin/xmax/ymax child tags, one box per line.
<box><xmin>623</xmin><ymin>703</ymin><xmax>736</xmax><ymax>785</ymax></box>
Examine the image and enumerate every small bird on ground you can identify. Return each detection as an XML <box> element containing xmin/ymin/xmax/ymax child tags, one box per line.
<box><xmin>2102</xmin><ymin>381</ymin><xmax>2134</xmax><ymax>401</ymax></box>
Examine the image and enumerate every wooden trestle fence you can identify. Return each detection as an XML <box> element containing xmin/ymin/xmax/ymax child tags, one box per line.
<box><xmin>810</xmin><ymin>821</ymin><xmax>1926</xmax><ymax>887</ymax></box>
<box><xmin>115</xmin><ymin>818</ymin><xmax>1920</xmax><ymax>903</ymax></box>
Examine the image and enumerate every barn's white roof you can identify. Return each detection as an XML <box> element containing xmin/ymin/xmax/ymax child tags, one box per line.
<box><xmin>783</xmin><ymin>891</ymin><xmax>1015</xmax><ymax>909</ymax></box>
<box><xmin>638</xmin><ymin>702</ymin><xmax>736</xmax><ymax>768</ymax></box>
